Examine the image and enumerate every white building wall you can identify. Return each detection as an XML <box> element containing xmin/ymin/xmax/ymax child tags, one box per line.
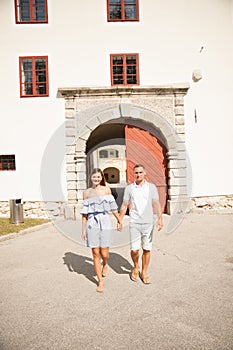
<box><xmin>0</xmin><ymin>0</ymin><xmax>233</xmax><ymax>202</ymax></box>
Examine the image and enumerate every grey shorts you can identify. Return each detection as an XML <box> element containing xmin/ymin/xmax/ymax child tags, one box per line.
<box><xmin>130</xmin><ymin>223</ymin><xmax>154</xmax><ymax>251</ymax></box>
<box><xmin>86</xmin><ymin>212</ymin><xmax>113</xmax><ymax>248</ymax></box>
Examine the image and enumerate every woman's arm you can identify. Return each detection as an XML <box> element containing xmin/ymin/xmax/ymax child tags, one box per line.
<box><xmin>81</xmin><ymin>214</ymin><xmax>88</xmax><ymax>240</ymax></box>
<box><xmin>112</xmin><ymin>210</ymin><xmax>122</xmax><ymax>231</ymax></box>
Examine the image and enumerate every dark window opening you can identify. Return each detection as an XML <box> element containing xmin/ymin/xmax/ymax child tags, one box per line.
<box><xmin>110</xmin><ymin>53</ymin><xmax>139</xmax><ymax>86</ymax></box>
<box><xmin>0</xmin><ymin>155</ymin><xmax>16</xmax><ymax>171</ymax></box>
<box><xmin>107</xmin><ymin>0</ymin><xmax>139</xmax><ymax>22</ymax></box>
<box><xmin>15</xmin><ymin>0</ymin><xmax>48</xmax><ymax>24</ymax></box>
<box><xmin>19</xmin><ymin>56</ymin><xmax>49</xmax><ymax>97</ymax></box>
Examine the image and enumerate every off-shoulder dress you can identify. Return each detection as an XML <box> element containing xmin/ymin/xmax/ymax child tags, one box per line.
<box><xmin>80</xmin><ymin>194</ymin><xmax>118</xmax><ymax>248</ymax></box>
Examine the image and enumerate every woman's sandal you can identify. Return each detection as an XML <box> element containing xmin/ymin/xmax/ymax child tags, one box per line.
<box><xmin>130</xmin><ymin>269</ymin><xmax>139</xmax><ymax>282</ymax></box>
<box><xmin>96</xmin><ymin>281</ymin><xmax>104</xmax><ymax>293</ymax></box>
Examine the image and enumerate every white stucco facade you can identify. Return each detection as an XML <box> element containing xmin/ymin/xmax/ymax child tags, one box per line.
<box><xmin>0</xmin><ymin>0</ymin><xmax>233</xmax><ymax>215</ymax></box>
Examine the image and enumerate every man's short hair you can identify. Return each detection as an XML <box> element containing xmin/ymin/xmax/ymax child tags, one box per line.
<box><xmin>133</xmin><ymin>164</ymin><xmax>145</xmax><ymax>171</ymax></box>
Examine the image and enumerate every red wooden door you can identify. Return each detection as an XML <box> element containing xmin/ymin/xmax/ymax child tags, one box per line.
<box><xmin>125</xmin><ymin>125</ymin><xmax>167</xmax><ymax>212</ymax></box>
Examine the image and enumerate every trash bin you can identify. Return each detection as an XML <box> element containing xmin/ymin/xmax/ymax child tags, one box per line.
<box><xmin>9</xmin><ymin>199</ymin><xmax>24</xmax><ymax>224</ymax></box>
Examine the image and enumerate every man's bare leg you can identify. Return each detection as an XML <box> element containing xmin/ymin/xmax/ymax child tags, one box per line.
<box><xmin>130</xmin><ymin>250</ymin><xmax>140</xmax><ymax>281</ymax></box>
<box><xmin>141</xmin><ymin>249</ymin><xmax>151</xmax><ymax>284</ymax></box>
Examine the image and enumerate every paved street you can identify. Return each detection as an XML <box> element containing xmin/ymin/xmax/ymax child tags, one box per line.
<box><xmin>0</xmin><ymin>214</ymin><xmax>233</xmax><ymax>350</ymax></box>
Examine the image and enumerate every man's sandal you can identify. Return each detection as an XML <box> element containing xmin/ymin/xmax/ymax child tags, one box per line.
<box><xmin>130</xmin><ymin>269</ymin><xmax>139</xmax><ymax>282</ymax></box>
<box><xmin>140</xmin><ymin>275</ymin><xmax>151</xmax><ymax>284</ymax></box>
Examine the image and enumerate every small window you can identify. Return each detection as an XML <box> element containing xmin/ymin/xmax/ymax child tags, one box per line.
<box><xmin>19</xmin><ymin>56</ymin><xmax>49</xmax><ymax>97</ymax></box>
<box><xmin>107</xmin><ymin>0</ymin><xmax>139</xmax><ymax>22</ymax></box>
<box><xmin>99</xmin><ymin>150</ymin><xmax>108</xmax><ymax>158</ymax></box>
<box><xmin>15</xmin><ymin>0</ymin><xmax>48</xmax><ymax>24</ymax></box>
<box><xmin>99</xmin><ymin>149</ymin><xmax>119</xmax><ymax>158</ymax></box>
<box><xmin>110</xmin><ymin>54</ymin><xmax>139</xmax><ymax>86</ymax></box>
<box><xmin>0</xmin><ymin>155</ymin><xmax>16</xmax><ymax>171</ymax></box>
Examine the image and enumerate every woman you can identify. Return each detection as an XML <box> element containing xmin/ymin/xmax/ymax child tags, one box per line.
<box><xmin>81</xmin><ymin>168</ymin><xmax>122</xmax><ymax>293</ymax></box>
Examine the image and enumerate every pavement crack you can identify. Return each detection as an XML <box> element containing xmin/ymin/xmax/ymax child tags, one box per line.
<box><xmin>156</xmin><ymin>248</ymin><xmax>192</xmax><ymax>264</ymax></box>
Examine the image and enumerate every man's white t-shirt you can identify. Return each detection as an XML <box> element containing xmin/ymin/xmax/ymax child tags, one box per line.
<box><xmin>123</xmin><ymin>181</ymin><xmax>159</xmax><ymax>224</ymax></box>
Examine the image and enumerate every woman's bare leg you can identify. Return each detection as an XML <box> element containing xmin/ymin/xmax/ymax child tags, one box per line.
<box><xmin>100</xmin><ymin>247</ymin><xmax>109</xmax><ymax>277</ymax></box>
<box><xmin>92</xmin><ymin>247</ymin><xmax>104</xmax><ymax>292</ymax></box>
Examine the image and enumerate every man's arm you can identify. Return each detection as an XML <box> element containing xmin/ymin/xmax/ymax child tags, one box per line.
<box><xmin>119</xmin><ymin>201</ymin><xmax>129</xmax><ymax>220</ymax></box>
<box><xmin>152</xmin><ymin>199</ymin><xmax>163</xmax><ymax>231</ymax></box>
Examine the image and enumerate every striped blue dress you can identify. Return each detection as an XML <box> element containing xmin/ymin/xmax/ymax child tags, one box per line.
<box><xmin>80</xmin><ymin>194</ymin><xmax>118</xmax><ymax>248</ymax></box>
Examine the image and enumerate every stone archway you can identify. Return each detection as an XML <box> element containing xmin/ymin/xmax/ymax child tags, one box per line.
<box><xmin>58</xmin><ymin>85</ymin><xmax>189</xmax><ymax>216</ymax></box>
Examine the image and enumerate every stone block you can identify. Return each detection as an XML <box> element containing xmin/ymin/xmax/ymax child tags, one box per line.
<box><xmin>77</xmin><ymin>181</ymin><xmax>87</xmax><ymax>190</ymax></box>
<box><xmin>169</xmin><ymin>168</ymin><xmax>186</xmax><ymax>178</ymax></box>
<box><xmin>64</xmin><ymin>205</ymin><xmax>75</xmax><ymax>220</ymax></box>
<box><xmin>46</xmin><ymin>202</ymin><xmax>59</xmax><ymax>211</ymax></box>
<box><xmin>66</xmin><ymin>155</ymin><xmax>75</xmax><ymax>164</ymax></box>
<box><xmin>174</xmin><ymin>96</ymin><xmax>184</xmax><ymax>106</ymax></box>
<box><xmin>175</xmin><ymin>116</ymin><xmax>185</xmax><ymax>125</ymax></box>
<box><xmin>168</xmin><ymin>159</ymin><xmax>187</xmax><ymax>169</ymax></box>
<box><xmin>174</xmin><ymin>106</ymin><xmax>184</xmax><ymax>116</ymax></box>
<box><xmin>66</xmin><ymin>145</ymin><xmax>76</xmax><ymax>155</ymax></box>
<box><xmin>86</xmin><ymin>116</ymin><xmax>101</xmax><ymax>131</ymax></box>
<box><xmin>66</xmin><ymin>137</ymin><xmax>76</xmax><ymax>146</ymax></box>
<box><xmin>76</xmin><ymin>163</ymin><xmax>86</xmax><ymax>172</ymax></box>
<box><xmin>68</xmin><ymin>190</ymin><xmax>77</xmax><ymax>201</ymax></box>
<box><xmin>65</xmin><ymin>99</ymin><xmax>75</xmax><ymax>109</ymax></box>
<box><xmin>75</xmin><ymin>138</ymin><xmax>86</xmax><ymax>152</ymax></box>
<box><xmin>192</xmin><ymin>69</ymin><xmax>202</xmax><ymax>82</ymax></box>
<box><xmin>67</xmin><ymin>181</ymin><xmax>77</xmax><ymax>190</ymax></box>
<box><xmin>175</xmin><ymin>126</ymin><xmax>185</xmax><ymax>134</ymax></box>
<box><xmin>168</xmin><ymin>186</ymin><xmax>187</xmax><ymax>196</ymax></box>
<box><xmin>66</xmin><ymin>172</ymin><xmax>77</xmax><ymax>181</ymax></box>
<box><xmin>97</xmin><ymin>110</ymin><xmax>112</xmax><ymax>123</ymax></box>
<box><xmin>65</xmin><ymin>111</ymin><xmax>75</xmax><ymax>119</ymax></box>
<box><xmin>65</xmin><ymin>119</ymin><xmax>75</xmax><ymax>128</ymax></box>
<box><xmin>168</xmin><ymin>177</ymin><xmax>187</xmax><ymax>186</ymax></box>
<box><xmin>66</xmin><ymin>128</ymin><xmax>76</xmax><ymax>137</ymax></box>
<box><xmin>76</xmin><ymin>172</ymin><xmax>86</xmax><ymax>181</ymax></box>
<box><xmin>119</xmin><ymin>103</ymin><xmax>132</xmax><ymax>117</ymax></box>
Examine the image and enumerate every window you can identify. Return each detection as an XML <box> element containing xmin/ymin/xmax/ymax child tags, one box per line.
<box><xmin>0</xmin><ymin>155</ymin><xmax>16</xmax><ymax>171</ymax></box>
<box><xmin>99</xmin><ymin>149</ymin><xmax>119</xmax><ymax>158</ymax></box>
<box><xmin>19</xmin><ymin>56</ymin><xmax>49</xmax><ymax>97</ymax></box>
<box><xmin>110</xmin><ymin>54</ymin><xmax>139</xmax><ymax>86</ymax></box>
<box><xmin>107</xmin><ymin>0</ymin><xmax>139</xmax><ymax>22</ymax></box>
<box><xmin>15</xmin><ymin>0</ymin><xmax>48</xmax><ymax>24</ymax></box>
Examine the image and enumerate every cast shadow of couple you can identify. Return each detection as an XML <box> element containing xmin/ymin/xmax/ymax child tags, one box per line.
<box><xmin>63</xmin><ymin>251</ymin><xmax>133</xmax><ymax>286</ymax></box>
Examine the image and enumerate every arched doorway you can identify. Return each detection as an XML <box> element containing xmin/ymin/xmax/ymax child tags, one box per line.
<box><xmin>59</xmin><ymin>85</ymin><xmax>190</xmax><ymax>217</ymax></box>
<box><xmin>86</xmin><ymin>120</ymin><xmax>168</xmax><ymax>212</ymax></box>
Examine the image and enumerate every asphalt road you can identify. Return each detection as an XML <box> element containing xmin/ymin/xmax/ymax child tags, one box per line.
<box><xmin>0</xmin><ymin>213</ymin><xmax>233</xmax><ymax>350</ymax></box>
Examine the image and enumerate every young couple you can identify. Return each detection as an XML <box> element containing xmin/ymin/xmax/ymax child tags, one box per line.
<box><xmin>81</xmin><ymin>165</ymin><xmax>163</xmax><ymax>293</ymax></box>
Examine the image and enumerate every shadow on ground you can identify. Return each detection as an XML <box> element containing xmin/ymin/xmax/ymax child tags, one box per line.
<box><xmin>63</xmin><ymin>251</ymin><xmax>133</xmax><ymax>286</ymax></box>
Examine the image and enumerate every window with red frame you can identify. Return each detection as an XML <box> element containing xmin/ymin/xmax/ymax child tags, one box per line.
<box><xmin>0</xmin><ymin>155</ymin><xmax>16</xmax><ymax>171</ymax></box>
<box><xmin>15</xmin><ymin>0</ymin><xmax>48</xmax><ymax>24</ymax></box>
<box><xmin>19</xmin><ymin>56</ymin><xmax>49</xmax><ymax>97</ymax></box>
<box><xmin>107</xmin><ymin>0</ymin><xmax>139</xmax><ymax>22</ymax></box>
<box><xmin>110</xmin><ymin>54</ymin><xmax>139</xmax><ymax>86</ymax></box>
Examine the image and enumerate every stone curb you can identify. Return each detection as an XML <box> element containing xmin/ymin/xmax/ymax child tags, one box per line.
<box><xmin>0</xmin><ymin>222</ymin><xmax>53</xmax><ymax>242</ymax></box>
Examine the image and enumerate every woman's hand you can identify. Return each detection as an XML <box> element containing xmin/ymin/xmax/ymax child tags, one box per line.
<box><xmin>81</xmin><ymin>231</ymin><xmax>86</xmax><ymax>240</ymax></box>
<box><xmin>117</xmin><ymin>221</ymin><xmax>122</xmax><ymax>231</ymax></box>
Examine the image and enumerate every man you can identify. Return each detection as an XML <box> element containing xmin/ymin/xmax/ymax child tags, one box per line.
<box><xmin>120</xmin><ymin>164</ymin><xmax>163</xmax><ymax>284</ymax></box>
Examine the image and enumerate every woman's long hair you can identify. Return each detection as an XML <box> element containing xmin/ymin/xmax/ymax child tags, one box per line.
<box><xmin>90</xmin><ymin>168</ymin><xmax>106</xmax><ymax>186</ymax></box>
